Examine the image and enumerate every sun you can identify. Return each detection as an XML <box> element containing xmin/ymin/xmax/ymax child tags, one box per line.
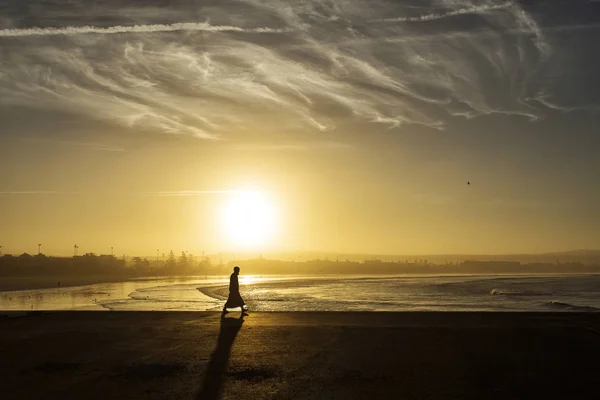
<box><xmin>220</xmin><ymin>190</ymin><xmax>278</xmax><ymax>249</ymax></box>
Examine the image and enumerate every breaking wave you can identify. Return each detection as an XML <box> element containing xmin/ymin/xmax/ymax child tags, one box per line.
<box><xmin>544</xmin><ymin>301</ymin><xmax>599</xmax><ymax>312</ymax></box>
<box><xmin>489</xmin><ymin>289</ymin><xmax>553</xmax><ymax>296</ymax></box>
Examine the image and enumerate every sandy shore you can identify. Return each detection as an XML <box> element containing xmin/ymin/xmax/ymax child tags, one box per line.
<box><xmin>1</xmin><ymin>312</ymin><xmax>599</xmax><ymax>399</ymax></box>
<box><xmin>0</xmin><ymin>276</ymin><xmax>136</xmax><ymax>292</ymax></box>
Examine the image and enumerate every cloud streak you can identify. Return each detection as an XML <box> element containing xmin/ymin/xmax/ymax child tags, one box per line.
<box><xmin>141</xmin><ymin>190</ymin><xmax>243</xmax><ymax>196</ymax></box>
<box><xmin>0</xmin><ymin>191</ymin><xmax>60</xmax><ymax>195</ymax></box>
<box><xmin>0</xmin><ymin>190</ymin><xmax>243</xmax><ymax>197</ymax></box>
<box><xmin>376</xmin><ymin>2</ymin><xmax>512</xmax><ymax>23</ymax></box>
<box><xmin>0</xmin><ymin>22</ymin><xmax>290</xmax><ymax>37</ymax></box>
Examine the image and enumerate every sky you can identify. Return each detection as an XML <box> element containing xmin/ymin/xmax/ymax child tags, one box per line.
<box><xmin>1</xmin><ymin>0</ymin><xmax>599</xmax><ymax>257</ymax></box>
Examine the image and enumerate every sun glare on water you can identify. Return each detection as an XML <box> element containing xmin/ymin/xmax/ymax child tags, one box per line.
<box><xmin>239</xmin><ymin>275</ymin><xmax>261</xmax><ymax>285</ymax></box>
<box><xmin>220</xmin><ymin>190</ymin><xmax>279</xmax><ymax>249</ymax></box>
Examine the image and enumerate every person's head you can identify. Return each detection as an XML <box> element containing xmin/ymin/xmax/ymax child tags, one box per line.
<box><xmin>233</xmin><ymin>266</ymin><xmax>240</xmax><ymax>274</ymax></box>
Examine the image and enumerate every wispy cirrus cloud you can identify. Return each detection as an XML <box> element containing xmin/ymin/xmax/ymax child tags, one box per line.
<box><xmin>0</xmin><ymin>0</ymin><xmax>598</xmax><ymax>141</ymax></box>
<box><xmin>0</xmin><ymin>22</ymin><xmax>290</xmax><ymax>37</ymax></box>
<box><xmin>230</xmin><ymin>140</ymin><xmax>352</xmax><ymax>151</ymax></box>
<box><xmin>375</xmin><ymin>2</ymin><xmax>512</xmax><ymax>23</ymax></box>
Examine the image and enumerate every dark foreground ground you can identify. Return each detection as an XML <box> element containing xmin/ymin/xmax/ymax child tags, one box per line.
<box><xmin>1</xmin><ymin>312</ymin><xmax>599</xmax><ymax>399</ymax></box>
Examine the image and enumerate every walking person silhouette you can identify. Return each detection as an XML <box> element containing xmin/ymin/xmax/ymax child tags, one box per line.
<box><xmin>222</xmin><ymin>266</ymin><xmax>248</xmax><ymax>316</ymax></box>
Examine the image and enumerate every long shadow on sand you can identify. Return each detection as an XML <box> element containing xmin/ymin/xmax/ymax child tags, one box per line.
<box><xmin>197</xmin><ymin>314</ymin><xmax>244</xmax><ymax>400</ymax></box>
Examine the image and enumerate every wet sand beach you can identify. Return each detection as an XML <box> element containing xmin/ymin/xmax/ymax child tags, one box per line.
<box><xmin>0</xmin><ymin>276</ymin><xmax>134</xmax><ymax>292</ymax></box>
<box><xmin>1</xmin><ymin>312</ymin><xmax>599</xmax><ymax>399</ymax></box>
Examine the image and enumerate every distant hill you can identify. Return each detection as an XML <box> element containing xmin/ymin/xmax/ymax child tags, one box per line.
<box><xmin>239</xmin><ymin>250</ymin><xmax>600</xmax><ymax>265</ymax></box>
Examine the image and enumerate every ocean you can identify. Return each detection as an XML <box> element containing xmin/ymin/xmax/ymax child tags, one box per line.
<box><xmin>1</xmin><ymin>274</ymin><xmax>599</xmax><ymax>312</ymax></box>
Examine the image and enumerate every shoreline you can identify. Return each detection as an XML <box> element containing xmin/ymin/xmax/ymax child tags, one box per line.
<box><xmin>2</xmin><ymin>271</ymin><xmax>599</xmax><ymax>296</ymax></box>
<box><xmin>2</xmin><ymin>272</ymin><xmax>599</xmax><ymax>293</ymax></box>
<box><xmin>0</xmin><ymin>274</ymin><xmax>224</xmax><ymax>292</ymax></box>
<box><xmin>0</xmin><ymin>275</ymin><xmax>137</xmax><ymax>292</ymax></box>
<box><xmin>2</xmin><ymin>274</ymin><xmax>600</xmax><ymax>313</ymax></box>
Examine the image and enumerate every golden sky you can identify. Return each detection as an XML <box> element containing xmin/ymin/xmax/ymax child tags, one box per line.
<box><xmin>1</xmin><ymin>1</ymin><xmax>599</xmax><ymax>256</ymax></box>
